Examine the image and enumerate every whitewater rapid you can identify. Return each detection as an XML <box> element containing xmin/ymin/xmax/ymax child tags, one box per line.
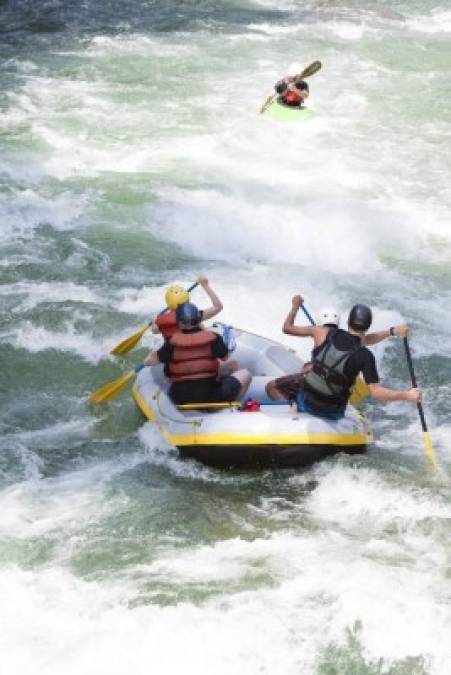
<box><xmin>1</xmin><ymin>1</ymin><xmax>450</xmax><ymax>673</ymax></box>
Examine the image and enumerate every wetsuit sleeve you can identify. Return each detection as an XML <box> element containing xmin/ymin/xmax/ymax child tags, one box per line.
<box><xmin>360</xmin><ymin>348</ymin><xmax>379</xmax><ymax>384</ymax></box>
<box><xmin>156</xmin><ymin>341</ymin><xmax>172</xmax><ymax>364</ymax></box>
<box><xmin>211</xmin><ymin>334</ymin><xmax>228</xmax><ymax>359</ymax></box>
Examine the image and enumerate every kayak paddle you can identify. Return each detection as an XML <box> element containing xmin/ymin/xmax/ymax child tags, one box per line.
<box><xmin>403</xmin><ymin>337</ymin><xmax>437</xmax><ymax>469</ymax></box>
<box><xmin>260</xmin><ymin>60</ymin><xmax>322</xmax><ymax>114</ymax></box>
<box><xmin>110</xmin><ymin>281</ymin><xmax>199</xmax><ymax>356</ymax></box>
<box><xmin>300</xmin><ymin>303</ymin><xmax>369</xmax><ymax>405</ymax></box>
<box><xmin>89</xmin><ymin>364</ymin><xmax>145</xmax><ymax>404</ymax></box>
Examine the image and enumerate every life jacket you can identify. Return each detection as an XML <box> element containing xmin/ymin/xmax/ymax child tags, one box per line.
<box><xmin>156</xmin><ymin>310</ymin><xmax>179</xmax><ymax>339</ymax></box>
<box><xmin>168</xmin><ymin>330</ymin><xmax>219</xmax><ymax>382</ymax></box>
<box><xmin>303</xmin><ymin>329</ymin><xmax>361</xmax><ymax>411</ymax></box>
<box><xmin>282</xmin><ymin>89</ymin><xmax>303</xmax><ymax>106</ymax></box>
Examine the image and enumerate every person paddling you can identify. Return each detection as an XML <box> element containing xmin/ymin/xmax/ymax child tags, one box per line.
<box><xmin>145</xmin><ymin>302</ymin><xmax>251</xmax><ymax>406</ymax></box>
<box><xmin>269</xmin><ymin>307</ymin><xmax>340</xmax><ymax>410</ymax></box>
<box><xmin>152</xmin><ymin>275</ymin><xmax>223</xmax><ymax>341</ymax></box>
<box><xmin>266</xmin><ymin>296</ymin><xmax>421</xmax><ymax>418</ymax></box>
<box><xmin>260</xmin><ymin>60</ymin><xmax>321</xmax><ymax>114</ymax></box>
<box><xmin>274</xmin><ymin>76</ymin><xmax>309</xmax><ymax>108</ymax></box>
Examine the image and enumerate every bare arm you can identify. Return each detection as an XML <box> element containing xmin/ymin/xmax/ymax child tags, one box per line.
<box><xmin>367</xmin><ymin>382</ymin><xmax>421</xmax><ymax>403</ymax></box>
<box><xmin>198</xmin><ymin>275</ymin><xmax>223</xmax><ymax>321</ymax></box>
<box><xmin>151</xmin><ymin>321</ymin><xmax>160</xmax><ymax>334</ymax></box>
<box><xmin>282</xmin><ymin>295</ymin><xmax>324</xmax><ymax>343</ymax></box>
<box><xmin>364</xmin><ymin>324</ymin><xmax>409</xmax><ymax>346</ymax></box>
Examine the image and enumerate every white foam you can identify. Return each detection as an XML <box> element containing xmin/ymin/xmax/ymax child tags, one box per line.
<box><xmin>138</xmin><ymin>423</ymin><xmax>223</xmax><ymax>481</ymax></box>
<box><xmin>2</xmin><ymin>281</ymin><xmax>103</xmax><ymax>312</ymax></box>
<box><xmin>407</xmin><ymin>9</ymin><xmax>451</xmax><ymax>33</ymax></box>
<box><xmin>150</xmin><ymin>187</ymin><xmax>386</xmax><ymax>274</ymax></box>
<box><xmin>2</xmin><ymin>418</ymin><xmax>95</xmax><ymax>451</ymax></box>
<box><xmin>304</xmin><ymin>463</ymin><xmax>451</xmax><ymax>532</ymax></box>
<box><xmin>0</xmin><ymin>189</ymin><xmax>89</xmax><ymax>243</ymax></box>
<box><xmin>1</xmin><ymin>520</ymin><xmax>450</xmax><ymax>675</ymax></box>
<box><xmin>326</xmin><ymin>21</ymin><xmax>367</xmax><ymax>40</ymax></box>
<box><xmin>11</xmin><ymin>322</ymin><xmax>109</xmax><ymax>364</ymax></box>
<box><xmin>0</xmin><ymin>452</ymin><xmax>144</xmax><ymax>540</ymax></box>
<box><xmin>429</xmin><ymin>421</ymin><xmax>451</xmax><ymax>464</ymax></box>
<box><xmin>5</xmin><ymin>444</ymin><xmax>45</xmax><ymax>482</ymax></box>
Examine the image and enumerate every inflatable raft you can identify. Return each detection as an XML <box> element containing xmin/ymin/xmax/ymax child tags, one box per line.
<box><xmin>267</xmin><ymin>99</ymin><xmax>315</xmax><ymax>121</ymax></box>
<box><xmin>132</xmin><ymin>324</ymin><xmax>372</xmax><ymax>468</ymax></box>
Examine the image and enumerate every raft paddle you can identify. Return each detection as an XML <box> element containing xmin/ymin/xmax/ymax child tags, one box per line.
<box><xmin>403</xmin><ymin>337</ymin><xmax>437</xmax><ymax>469</ymax></box>
<box><xmin>110</xmin><ymin>281</ymin><xmax>199</xmax><ymax>356</ymax></box>
<box><xmin>89</xmin><ymin>364</ymin><xmax>145</xmax><ymax>404</ymax></box>
<box><xmin>300</xmin><ymin>303</ymin><xmax>369</xmax><ymax>405</ymax></box>
<box><xmin>260</xmin><ymin>60</ymin><xmax>322</xmax><ymax>114</ymax></box>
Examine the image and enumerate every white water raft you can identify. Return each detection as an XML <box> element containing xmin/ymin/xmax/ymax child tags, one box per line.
<box><xmin>132</xmin><ymin>324</ymin><xmax>372</xmax><ymax>468</ymax></box>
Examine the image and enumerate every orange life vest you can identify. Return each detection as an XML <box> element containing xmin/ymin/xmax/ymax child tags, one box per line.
<box><xmin>283</xmin><ymin>89</ymin><xmax>303</xmax><ymax>106</ymax></box>
<box><xmin>156</xmin><ymin>310</ymin><xmax>179</xmax><ymax>339</ymax></box>
<box><xmin>168</xmin><ymin>331</ymin><xmax>219</xmax><ymax>382</ymax></box>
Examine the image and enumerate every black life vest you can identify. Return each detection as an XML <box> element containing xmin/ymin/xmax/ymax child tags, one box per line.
<box><xmin>304</xmin><ymin>329</ymin><xmax>361</xmax><ymax>410</ymax></box>
<box><xmin>168</xmin><ymin>330</ymin><xmax>219</xmax><ymax>382</ymax></box>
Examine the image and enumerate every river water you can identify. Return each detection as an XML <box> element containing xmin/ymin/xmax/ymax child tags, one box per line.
<box><xmin>1</xmin><ymin>1</ymin><xmax>450</xmax><ymax>673</ymax></box>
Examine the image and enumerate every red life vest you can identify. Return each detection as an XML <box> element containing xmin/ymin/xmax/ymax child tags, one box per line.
<box><xmin>156</xmin><ymin>310</ymin><xmax>179</xmax><ymax>339</ymax></box>
<box><xmin>283</xmin><ymin>89</ymin><xmax>303</xmax><ymax>106</ymax></box>
<box><xmin>168</xmin><ymin>331</ymin><xmax>219</xmax><ymax>382</ymax></box>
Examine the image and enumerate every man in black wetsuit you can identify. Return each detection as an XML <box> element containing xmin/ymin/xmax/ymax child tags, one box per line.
<box><xmin>266</xmin><ymin>296</ymin><xmax>421</xmax><ymax>418</ymax></box>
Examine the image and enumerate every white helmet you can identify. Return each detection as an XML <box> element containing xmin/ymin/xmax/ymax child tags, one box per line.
<box><xmin>319</xmin><ymin>308</ymin><xmax>339</xmax><ymax>327</ymax></box>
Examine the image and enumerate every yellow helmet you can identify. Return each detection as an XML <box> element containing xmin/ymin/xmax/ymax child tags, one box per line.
<box><xmin>165</xmin><ymin>285</ymin><xmax>190</xmax><ymax>310</ymax></box>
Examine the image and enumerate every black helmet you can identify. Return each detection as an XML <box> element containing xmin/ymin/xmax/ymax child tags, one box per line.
<box><xmin>348</xmin><ymin>304</ymin><xmax>372</xmax><ymax>331</ymax></box>
<box><xmin>175</xmin><ymin>302</ymin><xmax>201</xmax><ymax>327</ymax></box>
<box><xmin>275</xmin><ymin>80</ymin><xmax>288</xmax><ymax>95</ymax></box>
<box><xmin>295</xmin><ymin>80</ymin><xmax>309</xmax><ymax>92</ymax></box>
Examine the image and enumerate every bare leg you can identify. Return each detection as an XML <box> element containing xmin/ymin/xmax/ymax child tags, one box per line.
<box><xmin>266</xmin><ymin>379</ymin><xmax>288</xmax><ymax>401</ymax></box>
<box><xmin>219</xmin><ymin>359</ymin><xmax>239</xmax><ymax>376</ymax></box>
<box><xmin>233</xmin><ymin>368</ymin><xmax>252</xmax><ymax>399</ymax></box>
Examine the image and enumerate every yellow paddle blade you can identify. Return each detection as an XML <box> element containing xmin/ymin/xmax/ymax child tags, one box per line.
<box><xmin>422</xmin><ymin>431</ymin><xmax>437</xmax><ymax>469</ymax></box>
<box><xmin>349</xmin><ymin>377</ymin><xmax>369</xmax><ymax>407</ymax></box>
<box><xmin>110</xmin><ymin>325</ymin><xmax>149</xmax><ymax>356</ymax></box>
<box><xmin>88</xmin><ymin>370</ymin><xmax>136</xmax><ymax>404</ymax></box>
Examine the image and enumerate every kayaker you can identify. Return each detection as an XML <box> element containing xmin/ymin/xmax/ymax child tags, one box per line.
<box><xmin>266</xmin><ymin>296</ymin><xmax>421</xmax><ymax>418</ymax></box>
<box><xmin>144</xmin><ymin>302</ymin><xmax>251</xmax><ymax>405</ymax></box>
<box><xmin>275</xmin><ymin>77</ymin><xmax>309</xmax><ymax>107</ymax></box>
<box><xmin>152</xmin><ymin>275</ymin><xmax>223</xmax><ymax>340</ymax></box>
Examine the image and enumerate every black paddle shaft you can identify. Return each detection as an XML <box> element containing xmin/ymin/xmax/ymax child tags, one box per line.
<box><xmin>403</xmin><ymin>337</ymin><xmax>428</xmax><ymax>433</ymax></box>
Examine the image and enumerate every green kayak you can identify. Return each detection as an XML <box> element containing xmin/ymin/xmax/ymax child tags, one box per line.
<box><xmin>266</xmin><ymin>98</ymin><xmax>315</xmax><ymax>121</ymax></box>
